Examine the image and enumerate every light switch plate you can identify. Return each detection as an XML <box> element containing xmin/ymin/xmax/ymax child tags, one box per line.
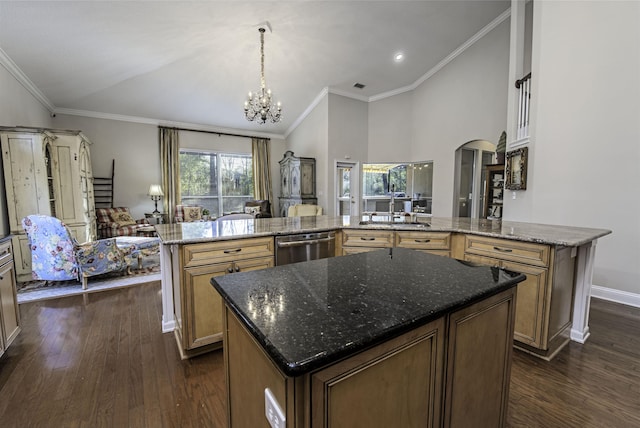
<box><xmin>265</xmin><ymin>388</ymin><xmax>286</xmax><ymax>428</ymax></box>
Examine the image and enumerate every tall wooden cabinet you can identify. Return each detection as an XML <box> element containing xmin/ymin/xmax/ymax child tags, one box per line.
<box><xmin>278</xmin><ymin>150</ymin><xmax>317</xmax><ymax>217</ymax></box>
<box><xmin>1</xmin><ymin>127</ymin><xmax>96</xmax><ymax>281</ymax></box>
<box><xmin>0</xmin><ymin>238</ymin><xmax>21</xmax><ymax>357</ymax></box>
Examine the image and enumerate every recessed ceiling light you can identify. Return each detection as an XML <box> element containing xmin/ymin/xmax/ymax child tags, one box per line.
<box><xmin>394</xmin><ymin>52</ymin><xmax>405</xmax><ymax>62</ymax></box>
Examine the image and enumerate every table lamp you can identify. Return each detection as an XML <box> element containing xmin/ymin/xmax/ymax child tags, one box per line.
<box><xmin>148</xmin><ymin>184</ymin><xmax>164</xmax><ymax>214</ymax></box>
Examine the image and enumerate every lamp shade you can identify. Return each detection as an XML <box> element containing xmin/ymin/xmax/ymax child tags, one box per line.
<box><xmin>148</xmin><ymin>184</ymin><xmax>164</xmax><ymax>197</ymax></box>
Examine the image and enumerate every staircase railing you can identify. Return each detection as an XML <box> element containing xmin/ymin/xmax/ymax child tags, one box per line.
<box><xmin>515</xmin><ymin>73</ymin><xmax>531</xmax><ymax>141</ymax></box>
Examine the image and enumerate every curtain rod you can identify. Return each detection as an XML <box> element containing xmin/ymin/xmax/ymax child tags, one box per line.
<box><xmin>160</xmin><ymin>126</ymin><xmax>270</xmax><ymax>141</ymax></box>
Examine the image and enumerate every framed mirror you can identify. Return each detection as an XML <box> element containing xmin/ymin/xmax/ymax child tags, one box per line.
<box><xmin>505</xmin><ymin>147</ymin><xmax>528</xmax><ymax>190</ymax></box>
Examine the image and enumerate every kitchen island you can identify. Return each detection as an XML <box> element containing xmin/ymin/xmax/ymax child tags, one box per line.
<box><xmin>155</xmin><ymin>216</ymin><xmax>610</xmax><ymax>359</ymax></box>
<box><xmin>213</xmin><ymin>248</ymin><xmax>525</xmax><ymax>427</ymax></box>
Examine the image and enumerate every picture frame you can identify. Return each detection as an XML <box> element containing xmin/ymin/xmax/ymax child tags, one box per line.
<box><xmin>505</xmin><ymin>147</ymin><xmax>528</xmax><ymax>190</ymax></box>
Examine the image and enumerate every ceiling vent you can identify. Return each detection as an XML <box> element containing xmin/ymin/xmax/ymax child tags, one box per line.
<box><xmin>353</xmin><ymin>83</ymin><xmax>366</xmax><ymax>89</ymax></box>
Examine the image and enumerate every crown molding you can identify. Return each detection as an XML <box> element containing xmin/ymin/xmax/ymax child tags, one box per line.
<box><xmin>6</xmin><ymin>7</ymin><xmax>511</xmax><ymax>141</ymax></box>
<box><xmin>55</xmin><ymin>108</ymin><xmax>285</xmax><ymax>140</ymax></box>
<box><xmin>284</xmin><ymin>87</ymin><xmax>329</xmax><ymax>138</ymax></box>
<box><xmin>370</xmin><ymin>7</ymin><xmax>512</xmax><ymax>103</ymax></box>
<box><xmin>0</xmin><ymin>47</ymin><xmax>55</xmax><ymax>112</ymax></box>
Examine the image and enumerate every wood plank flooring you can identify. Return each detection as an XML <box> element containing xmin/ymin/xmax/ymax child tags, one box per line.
<box><xmin>1</xmin><ymin>282</ymin><xmax>639</xmax><ymax>427</ymax></box>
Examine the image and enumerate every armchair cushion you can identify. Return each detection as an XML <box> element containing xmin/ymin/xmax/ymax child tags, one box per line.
<box><xmin>174</xmin><ymin>204</ymin><xmax>203</xmax><ymax>222</ymax></box>
<box><xmin>109</xmin><ymin>211</ymin><xmax>136</xmax><ymax>227</ymax></box>
<box><xmin>182</xmin><ymin>206</ymin><xmax>202</xmax><ymax>222</ymax></box>
<box><xmin>75</xmin><ymin>238</ymin><xmax>129</xmax><ymax>279</ymax></box>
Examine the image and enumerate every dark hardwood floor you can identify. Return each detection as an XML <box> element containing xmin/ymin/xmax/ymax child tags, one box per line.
<box><xmin>1</xmin><ymin>282</ymin><xmax>639</xmax><ymax>427</ymax></box>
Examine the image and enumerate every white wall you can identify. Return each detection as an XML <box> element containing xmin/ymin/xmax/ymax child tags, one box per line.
<box><xmin>0</xmin><ymin>63</ymin><xmax>53</xmax><ymax>236</ymax></box>
<box><xmin>327</xmin><ymin>93</ymin><xmax>368</xmax><ymax>215</ymax></box>
<box><xmin>286</xmin><ymin>95</ymin><xmax>329</xmax><ymax>210</ymax></box>
<box><xmin>53</xmin><ymin>115</ymin><xmax>286</xmax><ymax>219</ymax></box>
<box><xmin>368</xmin><ymin>91</ymin><xmax>412</xmax><ymax>161</ymax></box>
<box><xmin>410</xmin><ymin>18</ymin><xmax>510</xmax><ymax>217</ymax></box>
<box><xmin>53</xmin><ymin>115</ymin><xmax>160</xmax><ymax>219</ymax></box>
<box><xmin>506</xmin><ymin>1</ymin><xmax>640</xmax><ymax>295</ymax></box>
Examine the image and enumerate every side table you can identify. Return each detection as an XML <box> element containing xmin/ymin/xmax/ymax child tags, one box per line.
<box><xmin>136</xmin><ymin>226</ymin><xmax>157</xmax><ymax>237</ymax></box>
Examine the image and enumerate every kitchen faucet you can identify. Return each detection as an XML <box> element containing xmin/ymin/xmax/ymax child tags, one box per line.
<box><xmin>389</xmin><ymin>184</ymin><xmax>395</xmax><ymax>214</ymax></box>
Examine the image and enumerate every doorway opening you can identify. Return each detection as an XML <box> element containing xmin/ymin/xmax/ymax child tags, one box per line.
<box><xmin>453</xmin><ymin>140</ymin><xmax>496</xmax><ymax>218</ymax></box>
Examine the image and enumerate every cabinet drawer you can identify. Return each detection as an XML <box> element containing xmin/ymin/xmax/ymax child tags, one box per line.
<box><xmin>396</xmin><ymin>232</ymin><xmax>451</xmax><ymax>251</ymax></box>
<box><xmin>342</xmin><ymin>229</ymin><xmax>394</xmax><ymax>248</ymax></box>
<box><xmin>183</xmin><ymin>237</ymin><xmax>274</xmax><ymax>267</ymax></box>
<box><xmin>0</xmin><ymin>241</ymin><xmax>12</xmax><ymax>267</ymax></box>
<box><xmin>464</xmin><ymin>235</ymin><xmax>549</xmax><ymax>267</ymax></box>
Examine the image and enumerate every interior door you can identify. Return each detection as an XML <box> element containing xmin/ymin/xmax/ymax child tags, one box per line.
<box><xmin>336</xmin><ymin>162</ymin><xmax>359</xmax><ymax>216</ymax></box>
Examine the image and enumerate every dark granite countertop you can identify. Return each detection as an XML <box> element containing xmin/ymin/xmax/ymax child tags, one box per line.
<box><xmin>155</xmin><ymin>215</ymin><xmax>610</xmax><ymax>247</ymax></box>
<box><xmin>212</xmin><ymin>248</ymin><xmax>525</xmax><ymax>377</ymax></box>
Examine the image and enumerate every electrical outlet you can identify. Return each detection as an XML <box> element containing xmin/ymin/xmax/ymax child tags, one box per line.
<box><xmin>265</xmin><ymin>388</ymin><xmax>286</xmax><ymax>428</ymax></box>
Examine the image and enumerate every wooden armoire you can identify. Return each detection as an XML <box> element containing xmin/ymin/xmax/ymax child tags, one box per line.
<box><xmin>278</xmin><ymin>150</ymin><xmax>317</xmax><ymax>217</ymax></box>
<box><xmin>1</xmin><ymin>127</ymin><xmax>96</xmax><ymax>281</ymax></box>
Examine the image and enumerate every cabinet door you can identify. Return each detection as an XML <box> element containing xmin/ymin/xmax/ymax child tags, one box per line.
<box><xmin>182</xmin><ymin>256</ymin><xmax>274</xmax><ymax>350</ymax></box>
<box><xmin>0</xmin><ymin>259</ymin><xmax>21</xmax><ymax>351</ymax></box>
<box><xmin>300</xmin><ymin>160</ymin><xmax>315</xmax><ymax>198</ymax></box>
<box><xmin>464</xmin><ymin>253</ymin><xmax>549</xmax><ymax>349</ymax></box>
<box><xmin>290</xmin><ymin>163</ymin><xmax>301</xmax><ymax>197</ymax></box>
<box><xmin>501</xmin><ymin>260</ymin><xmax>548</xmax><ymax>349</ymax></box>
<box><xmin>1</xmin><ymin>133</ymin><xmax>51</xmax><ymax>233</ymax></box>
<box><xmin>312</xmin><ymin>318</ymin><xmax>445</xmax><ymax>428</ymax></box>
<box><xmin>443</xmin><ymin>288</ymin><xmax>515</xmax><ymax>428</ymax></box>
<box><xmin>280</xmin><ymin>163</ymin><xmax>290</xmax><ymax>198</ymax></box>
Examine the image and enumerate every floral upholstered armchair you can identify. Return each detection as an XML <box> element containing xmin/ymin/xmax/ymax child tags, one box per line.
<box><xmin>22</xmin><ymin>215</ymin><xmax>132</xmax><ymax>290</ymax></box>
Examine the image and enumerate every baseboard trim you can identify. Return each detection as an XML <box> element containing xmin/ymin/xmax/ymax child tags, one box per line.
<box><xmin>591</xmin><ymin>285</ymin><xmax>640</xmax><ymax>308</ymax></box>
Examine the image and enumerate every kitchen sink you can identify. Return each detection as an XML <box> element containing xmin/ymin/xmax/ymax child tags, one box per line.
<box><xmin>359</xmin><ymin>215</ymin><xmax>430</xmax><ymax>228</ymax></box>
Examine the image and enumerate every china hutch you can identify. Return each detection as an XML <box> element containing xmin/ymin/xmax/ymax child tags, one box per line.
<box><xmin>1</xmin><ymin>127</ymin><xmax>96</xmax><ymax>281</ymax></box>
<box><xmin>278</xmin><ymin>150</ymin><xmax>317</xmax><ymax>217</ymax></box>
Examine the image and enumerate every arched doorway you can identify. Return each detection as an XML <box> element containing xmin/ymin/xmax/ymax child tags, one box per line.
<box><xmin>453</xmin><ymin>140</ymin><xmax>497</xmax><ymax>218</ymax></box>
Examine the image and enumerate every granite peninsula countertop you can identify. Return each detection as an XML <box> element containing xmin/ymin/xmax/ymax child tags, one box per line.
<box><xmin>212</xmin><ymin>248</ymin><xmax>525</xmax><ymax>376</ymax></box>
<box><xmin>154</xmin><ymin>215</ymin><xmax>611</xmax><ymax>247</ymax></box>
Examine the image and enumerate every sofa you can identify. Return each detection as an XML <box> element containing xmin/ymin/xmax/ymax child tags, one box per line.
<box><xmin>96</xmin><ymin>207</ymin><xmax>149</xmax><ymax>239</ymax></box>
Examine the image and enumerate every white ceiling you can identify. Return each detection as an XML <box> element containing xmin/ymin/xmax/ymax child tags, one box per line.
<box><xmin>0</xmin><ymin>1</ymin><xmax>510</xmax><ymax>137</ymax></box>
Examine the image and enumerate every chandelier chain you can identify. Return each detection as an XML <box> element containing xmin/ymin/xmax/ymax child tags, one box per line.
<box><xmin>244</xmin><ymin>26</ymin><xmax>282</xmax><ymax>124</ymax></box>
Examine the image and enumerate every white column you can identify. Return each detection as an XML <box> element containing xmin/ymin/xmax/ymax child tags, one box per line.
<box><xmin>160</xmin><ymin>243</ymin><xmax>176</xmax><ymax>332</ymax></box>
<box><xmin>571</xmin><ymin>240</ymin><xmax>598</xmax><ymax>343</ymax></box>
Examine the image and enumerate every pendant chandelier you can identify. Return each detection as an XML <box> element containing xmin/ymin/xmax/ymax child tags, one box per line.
<box><xmin>244</xmin><ymin>26</ymin><xmax>282</xmax><ymax>124</ymax></box>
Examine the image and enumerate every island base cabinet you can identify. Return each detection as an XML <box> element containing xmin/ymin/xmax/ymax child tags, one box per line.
<box><xmin>223</xmin><ymin>287</ymin><xmax>516</xmax><ymax>428</ymax></box>
<box><xmin>0</xmin><ymin>240</ymin><xmax>21</xmax><ymax>357</ymax></box>
<box><xmin>173</xmin><ymin>237</ymin><xmax>274</xmax><ymax>359</ymax></box>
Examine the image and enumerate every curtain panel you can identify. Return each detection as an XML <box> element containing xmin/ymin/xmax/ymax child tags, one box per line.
<box><xmin>251</xmin><ymin>138</ymin><xmax>273</xmax><ymax>216</ymax></box>
<box><xmin>159</xmin><ymin>127</ymin><xmax>180</xmax><ymax>223</ymax></box>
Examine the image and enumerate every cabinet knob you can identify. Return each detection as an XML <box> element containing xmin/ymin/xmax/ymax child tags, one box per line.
<box><xmin>414</xmin><ymin>239</ymin><xmax>431</xmax><ymax>243</ymax></box>
<box><xmin>235</xmin><ymin>266</ymin><xmax>240</xmax><ymax>272</ymax></box>
<box><xmin>360</xmin><ymin>237</ymin><xmax>375</xmax><ymax>241</ymax></box>
<box><xmin>493</xmin><ymin>246</ymin><xmax>513</xmax><ymax>253</ymax></box>
<box><xmin>227</xmin><ymin>267</ymin><xmax>233</xmax><ymax>273</ymax></box>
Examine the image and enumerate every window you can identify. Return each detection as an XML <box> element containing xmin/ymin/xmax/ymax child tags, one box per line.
<box><xmin>179</xmin><ymin>150</ymin><xmax>253</xmax><ymax>217</ymax></box>
<box><xmin>362</xmin><ymin>162</ymin><xmax>432</xmax><ymax>213</ymax></box>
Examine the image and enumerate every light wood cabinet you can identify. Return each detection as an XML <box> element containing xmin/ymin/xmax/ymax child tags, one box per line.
<box><xmin>1</xmin><ymin>127</ymin><xmax>95</xmax><ymax>281</ymax></box>
<box><xmin>0</xmin><ymin>240</ymin><xmax>21</xmax><ymax>357</ymax></box>
<box><xmin>224</xmin><ymin>286</ymin><xmax>516</xmax><ymax>428</ymax></box>
<box><xmin>341</xmin><ymin>229</ymin><xmax>395</xmax><ymax>255</ymax></box>
<box><xmin>395</xmin><ymin>231</ymin><xmax>452</xmax><ymax>258</ymax></box>
<box><xmin>279</xmin><ymin>150</ymin><xmax>317</xmax><ymax>217</ymax></box>
<box><xmin>173</xmin><ymin>236</ymin><xmax>274</xmax><ymax>358</ymax></box>
<box><xmin>463</xmin><ymin>235</ymin><xmax>575</xmax><ymax>359</ymax></box>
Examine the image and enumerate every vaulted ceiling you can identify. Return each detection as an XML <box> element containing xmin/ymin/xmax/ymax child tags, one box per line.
<box><xmin>0</xmin><ymin>1</ymin><xmax>510</xmax><ymax>136</ymax></box>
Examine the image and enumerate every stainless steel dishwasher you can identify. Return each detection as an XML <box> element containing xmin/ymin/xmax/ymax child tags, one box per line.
<box><xmin>275</xmin><ymin>231</ymin><xmax>336</xmax><ymax>266</ymax></box>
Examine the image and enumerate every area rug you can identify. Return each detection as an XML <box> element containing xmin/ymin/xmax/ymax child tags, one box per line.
<box><xmin>17</xmin><ymin>254</ymin><xmax>161</xmax><ymax>304</ymax></box>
